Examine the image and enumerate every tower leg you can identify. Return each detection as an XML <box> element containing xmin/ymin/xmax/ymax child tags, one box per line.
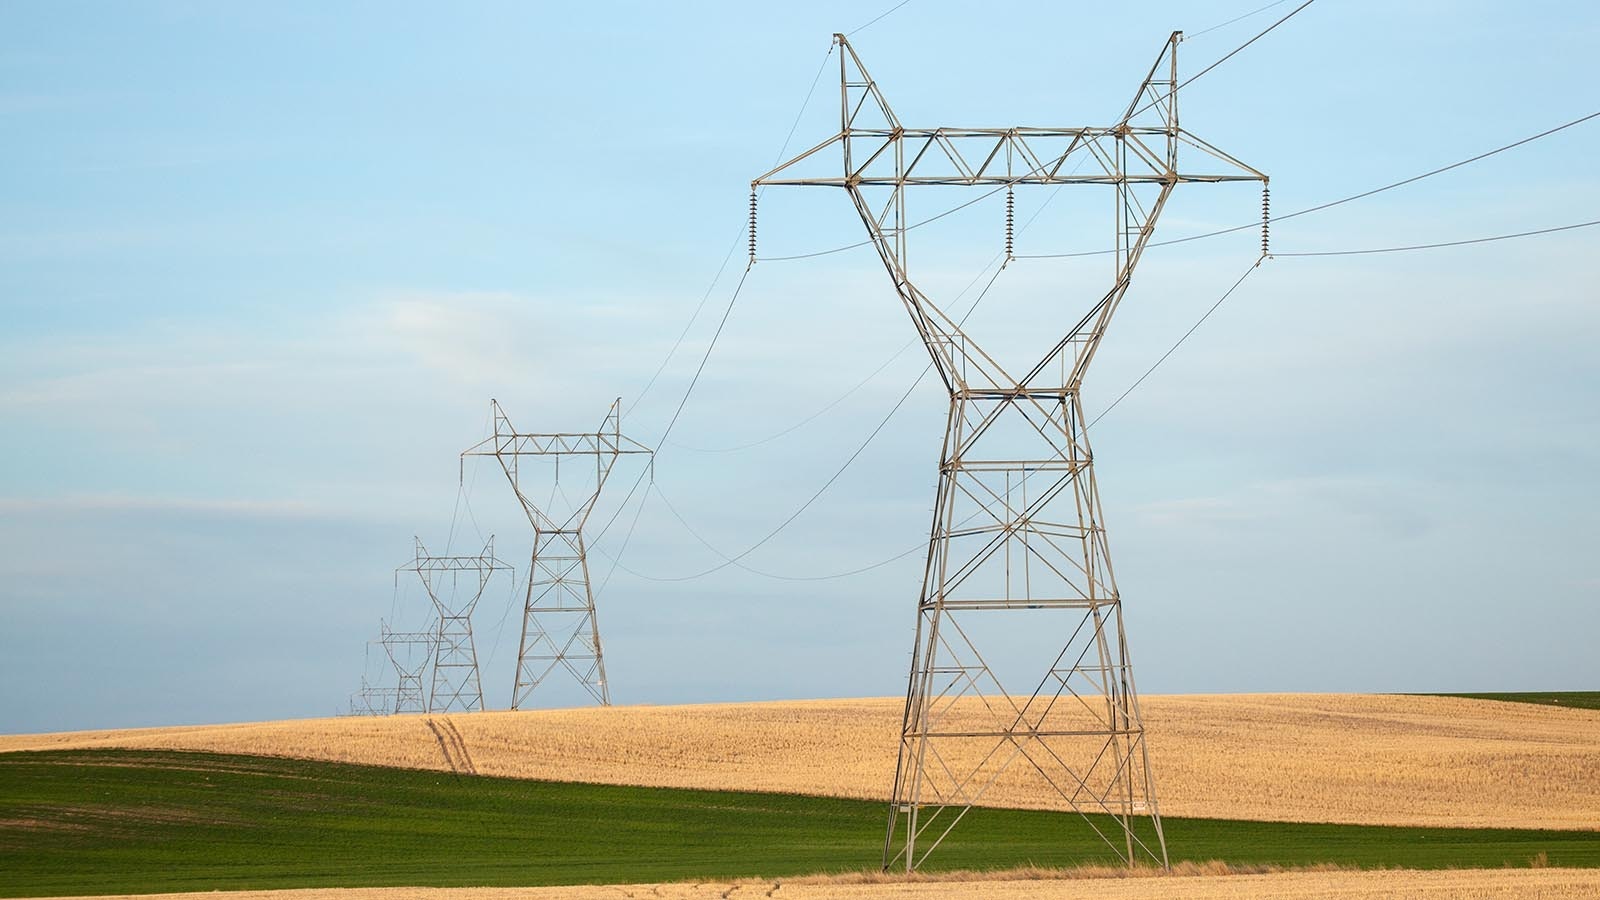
<box><xmin>513</xmin><ymin>529</ymin><xmax>610</xmax><ymax>708</ymax></box>
<box><xmin>884</xmin><ymin>390</ymin><xmax>1166</xmax><ymax>871</ymax></box>
<box><xmin>431</xmin><ymin>612</ymin><xmax>484</xmax><ymax>713</ymax></box>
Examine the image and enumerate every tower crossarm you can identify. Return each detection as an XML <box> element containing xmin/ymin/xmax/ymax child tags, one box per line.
<box><xmin>379</xmin><ymin>625</ymin><xmax>437</xmax><ymax>674</ymax></box>
<box><xmin>404</xmin><ymin>556</ymin><xmax>513</xmax><ymax>572</ymax></box>
<box><xmin>462</xmin><ymin>432</ymin><xmax>655</xmax><ymax>457</ymax></box>
<box><xmin>460</xmin><ymin>398</ymin><xmax>655</xmax><ymax>533</ymax></box>
<box><xmin>752</xmin><ymin>34</ymin><xmax>1265</xmax><ymax>191</ymax></box>
<box><xmin>461</xmin><ymin>399</ymin><xmax>653</xmax><ymax>459</ymax></box>
<box><xmin>751</xmin><ymin>31</ymin><xmax>1266</xmax><ymax>397</ymax></box>
<box><xmin>397</xmin><ymin>536</ymin><xmax>513</xmax><ymax>576</ymax></box>
<box><xmin>380</xmin><ymin>631</ymin><xmax>438</xmax><ymax>644</ymax></box>
<box><xmin>754</xmin><ymin>126</ymin><xmax>1264</xmax><ymax>187</ymax></box>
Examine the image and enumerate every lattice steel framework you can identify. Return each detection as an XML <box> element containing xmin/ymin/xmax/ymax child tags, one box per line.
<box><xmin>349</xmin><ymin>678</ymin><xmax>399</xmax><ymax>717</ymax></box>
<box><xmin>399</xmin><ymin>537</ymin><xmax>511</xmax><ymax>713</ymax></box>
<box><xmin>379</xmin><ymin>621</ymin><xmax>436</xmax><ymax>714</ymax></box>
<box><xmin>754</xmin><ymin>32</ymin><xmax>1266</xmax><ymax>871</ymax></box>
<box><xmin>462</xmin><ymin>399</ymin><xmax>653</xmax><ymax>708</ymax></box>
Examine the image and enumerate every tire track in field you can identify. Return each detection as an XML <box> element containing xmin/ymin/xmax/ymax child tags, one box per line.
<box><xmin>439</xmin><ymin>717</ymin><xmax>477</xmax><ymax>775</ymax></box>
<box><xmin>422</xmin><ymin>714</ymin><xmax>460</xmax><ymax>771</ymax></box>
<box><xmin>419</xmin><ymin>714</ymin><xmax>467</xmax><ymax>771</ymax></box>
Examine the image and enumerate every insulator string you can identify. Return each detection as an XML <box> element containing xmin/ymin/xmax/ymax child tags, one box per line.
<box><xmin>1004</xmin><ymin>186</ymin><xmax>1015</xmax><ymax>261</ymax></box>
<box><xmin>1261</xmin><ymin>182</ymin><xmax>1271</xmax><ymax>257</ymax></box>
<box><xmin>749</xmin><ymin>188</ymin><xmax>759</xmax><ymax>265</ymax></box>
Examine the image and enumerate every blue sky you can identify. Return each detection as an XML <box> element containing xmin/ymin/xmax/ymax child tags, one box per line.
<box><xmin>2</xmin><ymin>1</ymin><xmax>1596</xmax><ymax>732</ymax></box>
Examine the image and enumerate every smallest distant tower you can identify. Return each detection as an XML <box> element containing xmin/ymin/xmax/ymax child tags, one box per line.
<box><xmin>349</xmin><ymin>677</ymin><xmax>399</xmax><ymax>717</ymax></box>
<box><xmin>399</xmin><ymin>537</ymin><xmax>512</xmax><ymax>713</ymax></box>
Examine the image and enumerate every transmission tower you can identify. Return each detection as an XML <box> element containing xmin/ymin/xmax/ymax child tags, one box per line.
<box><xmin>349</xmin><ymin>678</ymin><xmax>399</xmax><ymax>716</ymax></box>
<box><xmin>399</xmin><ymin>537</ymin><xmax>511</xmax><ymax>713</ymax></box>
<box><xmin>379</xmin><ymin>621</ymin><xmax>436</xmax><ymax>714</ymax></box>
<box><xmin>754</xmin><ymin>33</ymin><xmax>1266</xmax><ymax>871</ymax></box>
<box><xmin>462</xmin><ymin>399</ymin><xmax>652</xmax><ymax>708</ymax></box>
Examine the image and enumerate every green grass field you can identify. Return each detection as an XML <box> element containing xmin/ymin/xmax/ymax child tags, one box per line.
<box><xmin>2</xmin><ymin>749</ymin><xmax>1597</xmax><ymax>898</ymax></box>
<box><xmin>1423</xmin><ymin>691</ymin><xmax>1600</xmax><ymax>711</ymax></box>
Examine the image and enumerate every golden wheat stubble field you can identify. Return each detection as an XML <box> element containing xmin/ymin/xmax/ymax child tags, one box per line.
<box><xmin>4</xmin><ymin>694</ymin><xmax>1597</xmax><ymax>831</ymax></box>
<box><xmin>33</xmin><ymin>868</ymin><xmax>1600</xmax><ymax>900</ymax></box>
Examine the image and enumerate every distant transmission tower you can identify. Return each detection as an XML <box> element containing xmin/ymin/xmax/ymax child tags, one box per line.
<box><xmin>399</xmin><ymin>537</ymin><xmax>511</xmax><ymax>713</ymax></box>
<box><xmin>379</xmin><ymin>621</ymin><xmax>436</xmax><ymax>714</ymax></box>
<box><xmin>350</xmin><ymin>678</ymin><xmax>399</xmax><ymax>716</ymax></box>
<box><xmin>754</xmin><ymin>33</ymin><xmax>1266</xmax><ymax>871</ymax></box>
<box><xmin>462</xmin><ymin>399</ymin><xmax>652</xmax><ymax>708</ymax></box>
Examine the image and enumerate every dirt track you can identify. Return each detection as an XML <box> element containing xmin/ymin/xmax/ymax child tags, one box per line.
<box><xmin>29</xmin><ymin>868</ymin><xmax>1600</xmax><ymax>900</ymax></box>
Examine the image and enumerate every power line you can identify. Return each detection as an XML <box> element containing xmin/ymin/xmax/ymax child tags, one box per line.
<box><xmin>585</xmin><ymin>260</ymin><xmax>754</xmax><ymax>551</ymax></box>
<box><xmin>1020</xmin><ymin>109</ymin><xmax>1600</xmax><ymax>260</ymax></box>
<box><xmin>756</xmin><ymin>179</ymin><xmax>1016</xmax><ymax>262</ymax></box>
<box><xmin>671</xmin><ymin>202</ymin><xmax>1053</xmax><ymax>455</ymax></box>
<box><xmin>588</xmin><ymin>8</ymin><xmax>1322</xmax><ymax>586</ymax></box>
<box><xmin>1088</xmin><ymin>257</ymin><xmax>1263</xmax><ymax>429</ymax></box>
<box><xmin>1125</xmin><ymin>0</ymin><xmax>1317</xmax><ymax>123</ymax></box>
<box><xmin>600</xmin><ymin>116</ymin><xmax>1600</xmax><ymax>587</ymax></box>
<box><xmin>1273</xmin><ymin>217</ymin><xmax>1600</xmax><ymax>257</ymax></box>
<box><xmin>1276</xmin><ymin>111</ymin><xmax>1600</xmax><ymax>223</ymax></box>
<box><xmin>592</xmin><ymin>473</ymin><xmax>655</xmax><ymax>598</ymax></box>
<box><xmin>666</xmin><ymin>337</ymin><xmax>918</xmax><ymax>453</ymax></box>
<box><xmin>596</xmin><ymin>359</ymin><xmax>931</xmax><ymax>584</ymax></box>
<box><xmin>609</xmin><ymin>35</ymin><xmax>1594</xmax><ymax>591</ymax></box>
<box><xmin>1187</xmin><ymin>0</ymin><xmax>1294</xmax><ymax>40</ymax></box>
<box><xmin>594</xmin><ymin>260</ymin><xmax>1009</xmax><ymax>583</ymax></box>
<box><xmin>629</xmin><ymin>44</ymin><xmax>836</xmax><ymax>416</ymax></box>
<box><xmin>585</xmin><ymin>44</ymin><xmax>854</xmax><ymax>578</ymax></box>
<box><xmin>657</xmin><ymin>263</ymin><xmax>753</xmax><ymax>449</ymax></box>
<box><xmin>630</xmin><ymin>235</ymin><xmax>743</xmax><ymax>414</ymax></box>
<box><xmin>602</xmin><ymin>48</ymin><xmax>838</xmax><ymax>539</ymax></box>
<box><xmin>649</xmin><ymin>480</ymin><xmax>927</xmax><ymax>582</ymax></box>
<box><xmin>848</xmin><ymin>0</ymin><xmax>913</xmax><ymax>37</ymax></box>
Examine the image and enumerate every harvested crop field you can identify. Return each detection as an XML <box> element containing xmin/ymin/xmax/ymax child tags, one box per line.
<box><xmin>27</xmin><ymin>868</ymin><xmax>1600</xmax><ymax>900</ymax></box>
<box><xmin>4</xmin><ymin>694</ymin><xmax>1597</xmax><ymax>831</ymax></box>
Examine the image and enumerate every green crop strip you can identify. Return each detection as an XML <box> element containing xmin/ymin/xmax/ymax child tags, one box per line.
<box><xmin>2</xmin><ymin>749</ymin><xmax>1595</xmax><ymax>897</ymax></box>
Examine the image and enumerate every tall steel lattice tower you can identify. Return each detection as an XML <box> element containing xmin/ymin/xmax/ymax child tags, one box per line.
<box><xmin>462</xmin><ymin>399</ymin><xmax>653</xmax><ymax>708</ymax></box>
<box><xmin>399</xmin><ymin>537</ymin><xmax>511</xmax><ymax>713</ymax></box>
<box><xmin>754</xmin><ymin>33</ymin><xmax>1266</xmax><ymax>871</ymax></box>
<box><xmin>379</xmin><ymin>621</ymin><xmax>436</xmax><ymax>714</ymax></box>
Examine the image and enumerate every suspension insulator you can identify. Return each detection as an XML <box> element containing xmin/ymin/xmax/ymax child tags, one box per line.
<box><xmin>749</xmin><ymin>188</ymin><xmax>759</xmax><ymax>264</ymax></box>
<box><xmin>1005</xmin><ymin>186</ymin><xmax>1015</xmax><ymax>259</ymax></box>
<box><xmin>1261</xmin><ymin>183</ymin><xmax>1271</xmax><ymax>257</ymax></box>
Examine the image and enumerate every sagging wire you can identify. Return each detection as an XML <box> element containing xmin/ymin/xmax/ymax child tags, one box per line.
<box><xmin>1019</xmin><ymin>109</ymin><xmax>1600</xmax><ymax>260</ymax></box>
<box><xmin>1272</xmin><ymin>217</ymin><xmax>1600</xmax><ymax>257</ymax></box>
<box><xmin>1124</xmin><ymin>0</ymin><xmax>1318</xmax><ymax>124</ymax></box>
<box><xmin>593</xmin><ymin>257</ymin><xmax>1013</xmax><ymax>583</ymax></box>
<box><xmin>630</xmin><ymin>41</ymin><xmax>835</xmax><ymax>417</ymax></box>
<box><xmin>1186</xmin><ymin>0</ymin><xmax>1295</xmax><ymax>41</ymax></box>
<box><xmin>1087</xmin><ymin>258</ymin><xmax>1264</xmax><ymax>430</ymax></box>
<box><xmin>847</xmin><ymin>0</ymin><xmax>913</xmax><ymax>37</ymax></box>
